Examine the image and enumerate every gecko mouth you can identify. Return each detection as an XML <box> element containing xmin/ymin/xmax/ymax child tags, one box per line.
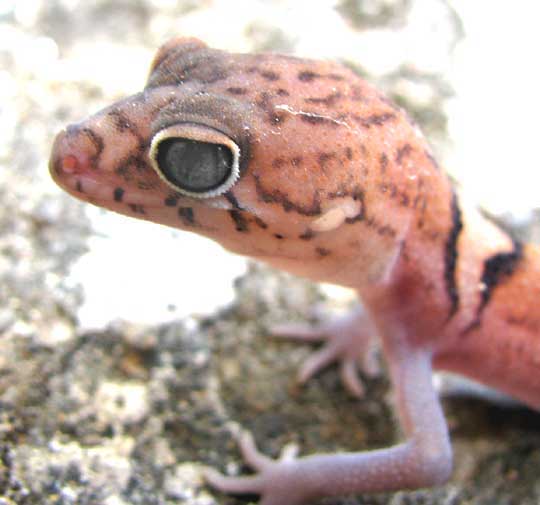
<box><xmin>55</xmin><ymin>171</ymin><xmax>168</xmax><ymax>209</ymax></box>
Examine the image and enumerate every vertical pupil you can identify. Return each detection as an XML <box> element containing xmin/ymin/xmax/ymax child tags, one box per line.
<box><xmin>157</xmin><ymin>138</ymin><xmax>232</xmax><ymax>192</ymax></box>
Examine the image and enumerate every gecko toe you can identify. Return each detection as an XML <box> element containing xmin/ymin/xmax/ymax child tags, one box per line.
<box><xmin>235</xmin><ymin>431</ymin><xmax>273</xmax><ymax>471</ymax></box>
<box><xmin>340</xmin><ymin>359</ymin><xmax>365</xmax><ymax>397</ymax></box>
<box><xmin>204</xmin><ymin>468</ymin><xmax>264</xmax><ymax>494</ymax></box>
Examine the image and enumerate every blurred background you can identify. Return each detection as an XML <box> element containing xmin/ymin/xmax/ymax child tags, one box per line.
<box><xmin>2</xmin><ymin>1</ymin><xmax>540</xmax><ymax>504</ymax></box>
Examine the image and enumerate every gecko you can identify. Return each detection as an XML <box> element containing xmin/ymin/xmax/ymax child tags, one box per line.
<box><xmin>49</xmin><ymin>37</ymin><xmax>540</xmax><ymax>505</ymax></box>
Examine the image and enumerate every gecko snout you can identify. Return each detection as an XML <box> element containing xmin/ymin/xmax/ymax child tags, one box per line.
<box><xmin>50</xmin><ymin>126</ymin><xmax>96</xmax><ymax>177</ymax></box>
<box><xmin>49</xmin><ymin>123</ymin><xmax>111</xmax><ymax>202</ymax></box>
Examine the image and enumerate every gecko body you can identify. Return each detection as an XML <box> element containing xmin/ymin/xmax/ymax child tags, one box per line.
<box><xmin>50</xmin><ymin>38</ymin><xmax>540</xmax><ymax>504</ymax></box>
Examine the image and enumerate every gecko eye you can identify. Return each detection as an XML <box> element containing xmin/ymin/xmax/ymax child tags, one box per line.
<box><xmin>149</xmin><ymin>124</ymin><xmax>240</xmax><ymax>198</ymax></box>
<box><xmin>157</xmin><ymin>138</ymin><xmax>232</xmax><ymax>193</ymax></box>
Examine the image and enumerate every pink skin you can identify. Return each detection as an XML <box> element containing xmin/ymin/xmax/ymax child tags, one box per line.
<box><xmin>50</xmin><ymin>37</ymin><xmax>540</xmax><ymax>504</ymax></box>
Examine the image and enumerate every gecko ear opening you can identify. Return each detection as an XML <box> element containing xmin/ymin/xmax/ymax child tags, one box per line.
<box><xmin>149</xmin><ymin>123</ymin><xmax>240</xmax><ymax>198</ymax></box>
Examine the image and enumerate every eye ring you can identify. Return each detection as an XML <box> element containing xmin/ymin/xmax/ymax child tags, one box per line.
<box><xmin>149</xmin><ymin>123</ymin><xmax>241</xmax><ymax>198</ymax></box>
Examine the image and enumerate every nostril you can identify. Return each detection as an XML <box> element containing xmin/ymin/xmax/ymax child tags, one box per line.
<box><xmin>61</xmin><ymin>154</ymin><xmax>80</xmax><ymax>173</ymax></box>
<box><xmin>50</xmin><ymin>126</ymin><xmax>92</xmax><ymax>176</ymax></box>
<box><xmin>56</xmin><ymin>151</ymin><xmax>91</xmax><ymax>174</ymax></box>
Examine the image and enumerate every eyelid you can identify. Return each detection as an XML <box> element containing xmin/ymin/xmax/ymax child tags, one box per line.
<box><xmin>149</xmin><ymin>122</ymin><xmax>241</xmax><ymax>198</ymax></box>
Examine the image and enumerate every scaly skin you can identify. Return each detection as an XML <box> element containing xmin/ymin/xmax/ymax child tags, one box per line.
<box><xmin>49</xmin><ymin>38</ymin><xmax>540</xmax><ymax>504</ymax></box>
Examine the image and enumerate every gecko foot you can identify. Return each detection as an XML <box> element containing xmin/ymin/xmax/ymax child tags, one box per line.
<box><xmin>271</xmin><ymin>305</ymin><xmax>379</xmax><ymax>397</ymax></box>
<box><xmin>206</xmin><ymin>347</ymin><xmax>453</xmax><ymax>504</ymax></box>
<box><xmin>205</xmin><ymin>431</ymin><xmax>311</xmax><ymax>505</ymax></box>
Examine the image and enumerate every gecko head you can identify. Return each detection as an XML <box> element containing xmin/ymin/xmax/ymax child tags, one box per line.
<box><xmin>50</xmin><ymin>37</ymin><xmax>410</xmax><ymax>284</ymax></box>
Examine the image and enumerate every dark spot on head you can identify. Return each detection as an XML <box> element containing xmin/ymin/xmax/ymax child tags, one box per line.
<box><xmin>178</xmin><ymin>207</ymin><xmax>195</xmax><ymax>226</ymax></box>
<box><xmin>272</xmin><ymin>157</ymin><xmax>286</xmax><ymax>169</ymax></box>
<box><xmin>260</xmin><ymin>70</ymin><xmax>280</xmax><ymax>81</ymax></box>
<box><xmin>395</xmin><ymin>144</ymin><xmax>413</xmax><ymax>164</ymax></box>
<box><xmin>255</xmin><ymin>90</ymin><xmax>290</xmax><ymax>124</ymax></box>
<box><xmin>276</xmin><ymin>88</ymin><xmax>290</xmax><ymax>96</ymax></box>
<box><xmin>226</xmin><ymin>87</ymin><xmax>247</xmax><ymax>95</ymax></box>
<box><xmin>317</xmin><ymin>152</ymin><xmax>337</xmax><ymax>170</ymax></box>
<box><xmin>113</xmin><ymin>187</ymin><xmax>125</xmax><ymax>202</ymax></box>
<box><xmin>253</xmin><ymin>174</ymin><xmax>322</xmax><ymax>216</ymax></box>
<box><xmin>299</xmin><ymin>229</ymin><xmax>315</xmax><ymax>240</ymax></box>
<box><xmin>270</xmin><ymin>111</ymin><xmax>288</xmax><ymax>124</ymax></box>
<box><xmin>274</xmin><ymin>234</ymin><xmax>284</xmax><ymax>240</ymax></box>
<box><xmin>400</xmin><ymin>193</ymin><xmax>410</xmax><ymax>207</ymax></box>
<box><xmin>291</xmin><ymin>156</ymin><xmax>303</xmax><ymax>167</ymax></box>
<box><xmin>345</xmin><ymin>147</ymin><xmax>353</xmax><ymax>161</ymax></box>
<box><xmin>81</xmin><ymin>127</ymin><xmax>104</xmax><ymax>165</ymax></box>
<box><xmin>376</xmin><ymin>225</ymin><xmax>396</xmax><ymax>238</ymax></box>
<box><xmin>75</xmin><ymin>180</ymin><xmax>83</xmax><ymax>193</ymax></box>
<box><xmin>224</xmin><ymin>191</ymin><xmax>243</xmax><ymax>210</ymax></box>
<box><xmin>108</xmin><ymin>109</ymin><xmax>132</xmax><ymax>132</ymax></box>
<box><xmin>253</xmin><ymin>216</ymin><xmax>268</xmax><ymax>229</ymax></box>
<box><xmin>107</xmin><ymin>109</ymin><xmax>148</xmax><ymax>152</ymax></box>
<box><xmin>137</xmin><ymin>180</ymin><xmax>156</xmax><ymax>190</ymax></box>
<box><xmin>352</xmin><ymin>188</ymin><xmax>364</xmax><ymax>201</ymax></box>
<box><xmin>316</xmin><ymin>247</ymin><xmax>331</xmax><ymax>257</ymax></box>
<box><xmin>298</xmin><ymin>70</ymin><xmax>320</xmax><ymax>82</ymax></box>
<box><xmin>229</xmin><ymin>210</ymin><xmax>249</xmax><ymax>232</ymax></box>
<box><xmin>297</xmin><ymin>70</ymin><xmax>344</xmax><ymax>83</ymax></box>
<box><xmin>115</xmin><ymin>154</ymin><xmax>149</xmax><ymax>179</ymax></box>
<box><xmin>379</xmin><ymin>152</ymin><xmax>388</xmax><ymax>174</ymax></box>
<box><xmin>305</xmin><ymin>91</ymin><xmax>342</xmax><ymax>107</ymax></box>
<box><xmin>300</xmin><ymin>114</ymin><xmax>338</xmax><ymax>126</ymax></box>
<box><xmin>353</xmin><ymin>113</ymin><xmax>396</xmax><ymax>129</ymax></box>
<box><xmin>129</xmin><ymin>204</ymin><xmax>145</xmax><ymax>215</ymax></box>
<box><xmin>164</xmin><ymin>195</ymin><xmax>179</xmax><ymax>207</ymax></box>
<box><xmin>256</xmin><ymin>91</ymin><xmax>272</xmax><ymax>111</ymax></box>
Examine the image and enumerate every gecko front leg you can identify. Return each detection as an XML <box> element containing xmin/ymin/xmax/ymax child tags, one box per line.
<box><xmin>206</xmin><ymin>337</ymin><xmax>452</xmax><ymax>504</ymax></box>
